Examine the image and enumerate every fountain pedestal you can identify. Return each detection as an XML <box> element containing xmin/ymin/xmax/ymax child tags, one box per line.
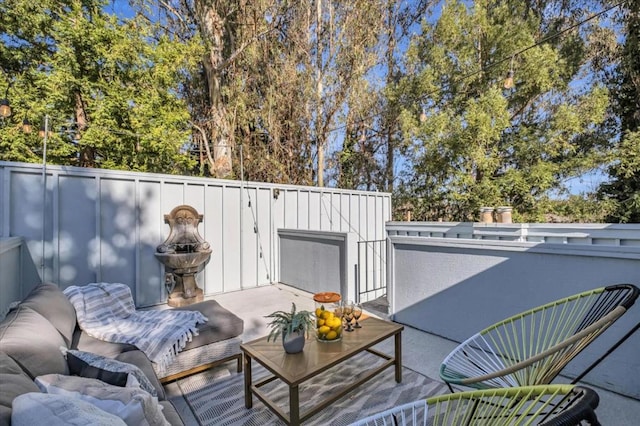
<box><xmin>155</xmin><ymin>205</ymin><xmax>212</xmax><ymax>307</ymax></box>
<box><xmin>160</xmin><ymin>255</ymin><xmax>209</xmax><ymax>307</ymax></box>
<box><xmin>164</xmin><ymin>272</ymin><xmax>204</xmax><ymax>307</ymax></box>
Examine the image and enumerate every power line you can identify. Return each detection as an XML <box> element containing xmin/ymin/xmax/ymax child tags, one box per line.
<box><xmin>491</xmin><ymin>0</ymin><xmax>626</xmax><ymax>71</ymax></box>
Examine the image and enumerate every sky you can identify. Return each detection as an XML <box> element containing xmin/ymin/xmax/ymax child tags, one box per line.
<box><xmin>105</xmin><ymin>0</ymin><xmax>135</xmax><ymax>19</ymax></box>
<box><xmin>565</xmin><ymin>169</ymin><xmax>608</xmax><ymax>195</ymax></box>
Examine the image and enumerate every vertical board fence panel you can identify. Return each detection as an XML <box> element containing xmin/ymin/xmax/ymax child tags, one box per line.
<box><xmin>340</xmin><ymin>193</ymin><xmax>350</xmax><ymax>232</ymax></box>
<box><xmin>138</xmin><ymin>180</ymin><xmax>163</xmax><ymax>305</ymax></box>
<box><xmin>223</xmin><ymin>185</ymin><xmax>242</xmax><ymax>293</ymax></box>
<box><xmin>283</xmin><ymin>189</ymin><xmax>298</xmax><ymax>228</ymax></box>
<box><xmin>204</xmin><ymin>185</ymin><xmax>224</xmax><ymax>295</ymax></box>
<box><xmin>309</xmin><ymin>191</ymin><xmax>320</xmax><ymax>230</ymax></box>
<box><xmin>242</xmin><ymin>186</ymin><xmax>258</xmax><ymax>288</ymax></box>
<box><xmin>298</xmin><ymin>190</ymin><xmax>309</xmax><ymax>229</ymax></box>
<box><xmin>58</xmin><ymin>175</ymin><xmax>97</xmax><ymax>288</ymax></box>
<box><xmin>256</xmin><ymin>187</ymin><xmax>272</xmax><ymax>284</ymax></box>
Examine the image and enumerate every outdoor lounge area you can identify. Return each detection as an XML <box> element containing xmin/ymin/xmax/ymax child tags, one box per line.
<box><xmin>1</xmin><ymin>161</ymin><xmax>640</xmax><ymax>425</ymax></box>
<box><xmin>3</xmin><ymin>2</ymin><xmax>640</xmax><ymax>423</ymax></box>
<box><xmin>2</xmin><ymin>280</ymin><xmax>640</xmax><ymax>425</ymax></box>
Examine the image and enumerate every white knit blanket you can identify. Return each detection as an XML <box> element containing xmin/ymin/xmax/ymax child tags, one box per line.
<box><xmin>64</xmin><ymin>282</ymin><xmax>207</xmax><ymax>373</ymax></box>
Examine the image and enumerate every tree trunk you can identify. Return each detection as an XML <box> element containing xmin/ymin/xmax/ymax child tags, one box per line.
<box><xmin>75</xmin><ymin>91</ymin><xmax>94</xmax><ymax>167</ymax></box>
<box><xmin>316</xmin><ymin>0</ymin><xmax>324</xmax><ymax>187</ymax></box>
<box><xmin>384</xmin><ymin>2</ymin><xmax>396</xmax><ymax>193</ymax></box>
<box><xmin>198</xmin><ymin>3</ymin><xmax>233</xmax><ymax>178</ymax></box>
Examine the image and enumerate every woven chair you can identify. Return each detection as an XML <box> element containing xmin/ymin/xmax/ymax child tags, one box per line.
<box><xmin>440</xmin><ymin>284</ymin><xmax>639</xmax><ymax>391</ymax></box>
<box><xmin>350</xmin><ymin>385</ymin><xmax>600</xmax><ymax>426</ymax></box>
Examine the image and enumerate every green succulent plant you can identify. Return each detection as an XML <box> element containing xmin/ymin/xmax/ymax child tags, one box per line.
<box><xmin>265</xmin><ymin>303</ymin><xmax>315</xmax><ymax>342</ymax></box>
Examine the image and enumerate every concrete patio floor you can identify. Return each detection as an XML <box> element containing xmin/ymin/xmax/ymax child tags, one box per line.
<box><xmin>166</xmin><ymin>283</ymin><xmax>640</xmax><ymax>425</ymax></box>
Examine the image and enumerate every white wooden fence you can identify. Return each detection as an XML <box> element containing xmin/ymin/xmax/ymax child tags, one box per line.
<box><xmin>0</xmin><ymin>161</ymin><xmax>391</xmax><ymax>307</ymax></box>
<box><xmin>387</xmin><ymin>221</ymin><xmax>640</xmax><ymax>246</ymax></box>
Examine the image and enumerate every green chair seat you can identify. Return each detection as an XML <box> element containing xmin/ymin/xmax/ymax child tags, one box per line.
<box><xmin>350</xmin><ymin>384</ymin><xmax>600</xmax><ymax>426</ymax></box>
<box><xmin>440</xmin><ymin>284</ymin><xmax>639</xmax><ymax>390</ymax></box>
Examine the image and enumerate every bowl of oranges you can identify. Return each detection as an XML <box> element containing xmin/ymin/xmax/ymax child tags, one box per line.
<box><xmin>313</xmin><ymin>292</ymin><xmax>343</xmax><ymax>342</ymax></box>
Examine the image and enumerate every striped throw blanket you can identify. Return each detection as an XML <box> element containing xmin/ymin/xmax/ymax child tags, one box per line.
<box><xmin>64</xmin><ymin>282</ymin><xmax>207</xmax><ymax>373</ymax></box>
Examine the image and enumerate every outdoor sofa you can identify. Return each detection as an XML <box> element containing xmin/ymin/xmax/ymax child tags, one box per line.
<box><xmin>0</xmin><ymin>282</ymin><xmax>244</xmax><ymax>425</ymax></box>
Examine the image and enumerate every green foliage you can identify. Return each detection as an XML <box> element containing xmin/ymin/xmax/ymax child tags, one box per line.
<box><xmin>535</xmin><ymin>194</ymin><xmax>616</xmax><ymax>223</ymax></box>
<box><xmin>394</xmin><ymin>0</ymin><xmax>613</xmax><ymax>221</ymax></box>
<box><xmin>599</xmin><ymin>132</ymin><xmax>640</xmax><ymax>222</ymax></box>
<box><xmin>264</xmin><ymin>303</ymin><xmax>315</xmax><ymax>343</ymax></box>
<box><xmin>598</xmin><ymin>2</ymin><xmax>640</xmax><ymax>223</ymax></box>
<box><xmin>0</xmin><ymin>0</ymin><xmax>198</xmax><ymax>173</ymax></box>
<box><xmin>0</xmin><ymin>0</ymin><xmax>635</xmax><ymax>225</ymax></box>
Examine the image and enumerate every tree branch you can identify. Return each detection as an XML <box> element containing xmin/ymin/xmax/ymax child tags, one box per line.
<box><xmin>191</xmin><ymin>122</ymin><xmax>215</xmax><ymax>171</ymax></box>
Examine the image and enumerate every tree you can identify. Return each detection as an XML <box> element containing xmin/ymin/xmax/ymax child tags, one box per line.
<box><xmin>251</xmin><ymin>0</ymin><xmax>386</xmax><ymax>187</ymax></box>
<box><xmin>395</xmin><ymin>0</ymin><xmax>613</xmax><ymax>221</ymax></box>
<box><xmin>599</xmin><ymin>1</ymin><xmax>640</xmax><ymax>223</ymax></box>
<box><xmin>133</xmin><ymin>0</ymin><xmax>296</xmax><ymax>179</ymax></box>
<box><xmin>0</xmin><ymin>0</ymin><xmax>200</xmax><ymax>173</ymax></box>
<box><xmin>0</xmin><ymin>0</ymin><xmax>198</xmax><ymax>173</ymax></box>
<box><xmin>335</xmin><ymin>0</ymin><xmax>432</xmax><ymax>192</ymax></box>
<box><xmin>223</xmin><ymin>1</ymin><xmax>319</xmax><ymax>185</ymax></box>
<box><xmin>143</xmin><ymin>0</ymin><xmax>392</xmax><ymax>186</ymax></box>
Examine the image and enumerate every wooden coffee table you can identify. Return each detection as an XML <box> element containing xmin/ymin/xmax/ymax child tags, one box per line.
<box><xmin>241</xmin><ymin>317</ymin><xmax>404</xmax><ymax>425</ymax></box>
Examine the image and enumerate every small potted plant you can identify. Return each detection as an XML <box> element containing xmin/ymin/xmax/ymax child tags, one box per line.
<box><xmin>265</xmin><ymin>303</ymin><xmax>315</xmax><ymax>354</ymax></box>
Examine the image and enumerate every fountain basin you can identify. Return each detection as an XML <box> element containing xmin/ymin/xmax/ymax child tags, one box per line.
<box><xmin>154</xmin><ymin>250</ymin><xmax>212</xmax><ymax>273</ymax></box>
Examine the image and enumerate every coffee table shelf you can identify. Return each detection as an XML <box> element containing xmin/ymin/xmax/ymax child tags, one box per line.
<box><xmin>241</xmin><ymin>317</ymin><xmax>404</xmax><ymax>425</ymax></box>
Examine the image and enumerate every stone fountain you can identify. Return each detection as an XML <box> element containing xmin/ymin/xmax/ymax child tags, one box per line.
<box><xmin>155</xmin><ymin>205</ymin><xmax>212</xmax><ymax>307</ymax></box>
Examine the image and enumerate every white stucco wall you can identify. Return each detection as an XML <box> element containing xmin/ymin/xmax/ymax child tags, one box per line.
<box><xmin>278</xmin><ymin>229</ymin><xmax>357</xmax><ymax>300</ymax></box>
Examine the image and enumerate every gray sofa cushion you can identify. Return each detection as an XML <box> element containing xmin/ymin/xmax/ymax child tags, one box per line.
<box><xmin>174</xmin><ymin>300</ymin><xmax>243</xmax><ymax>351</ymax></box>
<box><xmin>0</xmin><ymin>352</ymin><xmax>40</xmax><ymax>426</ymax></box>
<box><xmin>0</xmin><ymin>306</ymin><xmax>69</xmax><ymax>378</ymax></box>
<box><xmin>20</xmin><ymin>282</ymin><xmax>77</xmax><ymax>347</ymax></box>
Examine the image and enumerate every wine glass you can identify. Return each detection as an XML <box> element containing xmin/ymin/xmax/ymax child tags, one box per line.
<box><xmin>343</xmin><ymin>301</ymin><xmax>354</xmax><ymax>332</ymax></box>
<box><xmin>353</xmin><ymin>303</ymin><xmax>363</xmax><ymax>328</ymax></box>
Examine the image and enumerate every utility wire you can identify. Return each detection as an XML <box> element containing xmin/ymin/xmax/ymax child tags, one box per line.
<box><xmin>491</xmin><ymin>0</ymin><xmax>626</xmax><ymax>69</ymax></box>
<box><xmin>233</xmin><ymin>145</ymin><xmax>272</xmax><ymax>282</ymax></box>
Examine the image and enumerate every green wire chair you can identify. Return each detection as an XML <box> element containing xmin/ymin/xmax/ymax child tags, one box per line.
<box><xmin>440</xmin><ymin>284</ymin><xmax>639</xmax><ymax>390</ymax></box>
<box><xmin>350</xmin><ymin>385</ymin><xmax>600</xmax><ymax>426</ymax></box>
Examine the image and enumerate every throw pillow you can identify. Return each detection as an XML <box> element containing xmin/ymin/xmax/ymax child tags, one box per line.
<box><xmin>35</xmin><ymin>374</ymin><xmax>169</xmax><ymax>426</ymax></box>
<box><xmin>11</xmin><ymin>392</ymin><xmax>127</xmax><ymax>426</ymax></box>
<box><xmin>65</xmin><ymin>349</ymin><xmax>157</xmax><ymax>397</ymax></box>
<box><xmin>21</xmin><ymin>282</ymin><xmax>77</xmax><ymax>346</ymax></box>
